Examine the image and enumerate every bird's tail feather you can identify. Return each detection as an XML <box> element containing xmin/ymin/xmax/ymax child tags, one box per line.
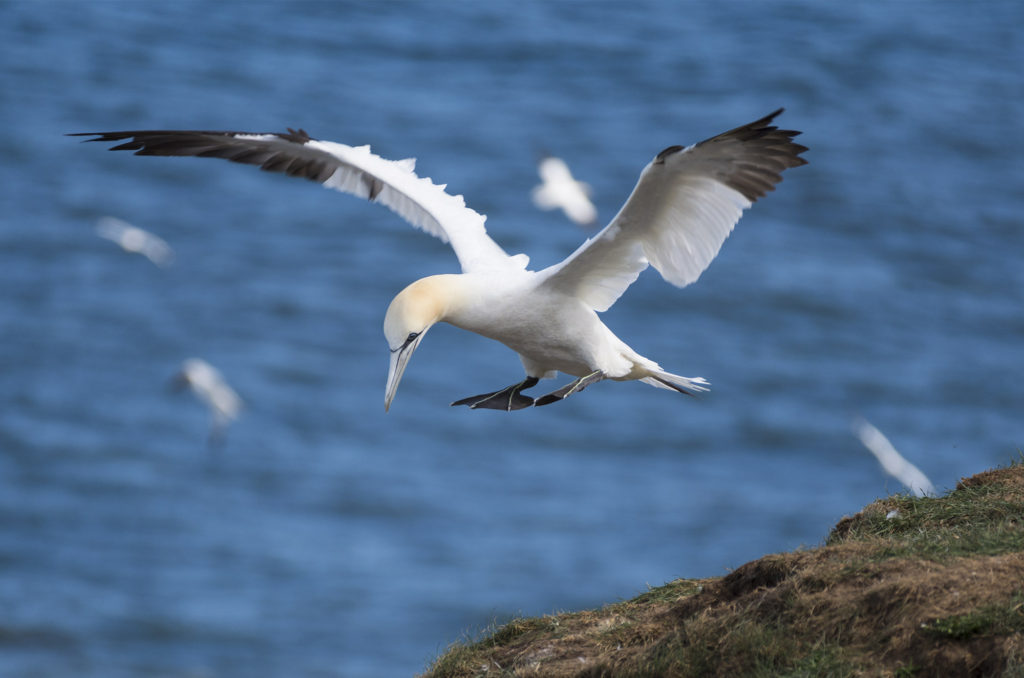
<box><xmin>640</xmin><ymin>371</ymin><xmax>710</xmax><ymax>396</ymax></box>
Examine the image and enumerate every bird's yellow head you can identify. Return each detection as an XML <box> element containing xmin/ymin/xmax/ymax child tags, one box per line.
<box><xmin>382</xmin><ymin>276</ymin><xmax>453</xmax><ymax>411</ymax></box>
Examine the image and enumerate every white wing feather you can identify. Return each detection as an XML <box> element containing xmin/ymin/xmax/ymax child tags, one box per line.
<box><xmin>538</xmin><ymin>110</ymin><xmax>806</xmax><ymax>311</ymax></box>
<box><xmin>306</xmin><ymin>139</ymin><xmax>521</xmax><ymax>273</ymax></box>
<box><xmin>75</xmin><ymin>114</ymin><xmax>802</xmax><ymax>286</ymax></box>
<box><xmin>540</xmin><ymin>167</ymin><xmax>749</xmax><ymax>312</ymax></box>
<box><xmin>75</xmin><ymin>130</ymin><xmax>524</xmax><ymax>274</ymax></box>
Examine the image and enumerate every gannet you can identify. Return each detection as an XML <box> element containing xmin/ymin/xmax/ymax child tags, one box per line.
<box><xmin>852</xmin><ymin>417</ymin><xmax>937</xmax><ymax>498</ymax></box>
<box><xmin>171</xmin><ymin>358</ymin><xmax>243</xmax><ymax>441</ymax></box>
<box><xmin>95</xmin><ymin>215</ymin><xmax>175</xmax><ymax>267</ymax></box>
<box><xmin>531</xmin><ymin>155</ymin><xmax>598</xmax><ymax>226</ymax></box>
<box><xmin>72</xmin><ymin>109</ymin><xmax>807</xmax><ymax>412</ymax></box>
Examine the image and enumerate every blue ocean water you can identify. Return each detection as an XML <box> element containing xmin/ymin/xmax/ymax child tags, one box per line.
<box><xmin>2</xmin><ymin>1</ymin><xmax>1022</xmax><ymax>675</ymax></box>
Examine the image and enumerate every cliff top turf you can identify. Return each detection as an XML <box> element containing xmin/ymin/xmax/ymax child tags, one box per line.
<box><xmin>424</xmin><ymin>461</ymin><xmax>1024</xmax><ymax>677</ymax></box>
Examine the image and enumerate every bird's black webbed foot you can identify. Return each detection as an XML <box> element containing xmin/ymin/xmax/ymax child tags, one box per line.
<box><xmin>534</xmin><ymin>371</ymin><xmax>605</xmax><ymax>407</ymax></box>
<box><xmin>451</xmin><ymin>376</ymin><xmax>539</xmax><ymax>411</ymax></box>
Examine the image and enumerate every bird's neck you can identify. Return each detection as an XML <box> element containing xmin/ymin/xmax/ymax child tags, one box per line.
<box><xmin>403</xmin><ymin>274</ymin><xmax>467</xmax><ymax>325</ymax></box>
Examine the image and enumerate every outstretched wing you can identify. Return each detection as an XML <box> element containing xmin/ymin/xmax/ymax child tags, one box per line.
<box><xmin>70</xmin><ymin>128</ymin><xmax>523</xmax><ymax>274</ymax></box>
<box><xmin>538</xmin><ymin>109</ymin><xmax>807</xmax><ymax>311</ymax></box>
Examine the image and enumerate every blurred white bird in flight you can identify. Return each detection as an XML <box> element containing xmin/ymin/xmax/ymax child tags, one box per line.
<box><xmin>172</xmin><ymin>358</ymin><xmax>243</xmax><ymax>442</ymax></box>
<box><xmin>531</xmin><ymin>155</ymin><xmax>598</xmax><ymax>226</ymax></box>
<box><xmin>95</xmin><ymin>215</ymin><xmax>175</xmax><ymax>267</ymax></box>
<box><xmin>73</xmin><ymin>109</ymin><xmax>807</xmax><ymax>412</ymax></box>
<box><xmin>852</xmin><ymin>417</ymin><xmax>937</xmax><ymax>498</ymax></box>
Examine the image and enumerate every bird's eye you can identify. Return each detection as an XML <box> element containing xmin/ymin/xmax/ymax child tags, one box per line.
<box><xmin>407</xmin><ymin>332</ymin><xmax>419</xmax><ymax>342</ymax></box>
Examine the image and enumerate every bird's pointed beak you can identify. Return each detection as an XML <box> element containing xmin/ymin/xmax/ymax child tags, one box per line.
<box><xmin>385</xmin><ymin>333</ymin><xmax>425</xmax><ymax>412</ymax></box>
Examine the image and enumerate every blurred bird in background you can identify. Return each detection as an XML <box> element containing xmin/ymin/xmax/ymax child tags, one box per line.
<box><xmin>531</xmin><ymin>155</ymin><xmax>599</xmax><ymax>226</ymax></box>
<box><xmin>853</xmin><ymin>417</ymin><xmax>937</xmax><ymax>497</ymax></box>
<box><xmin>95</xmin><ymin>216</ymin><xmax>175</xmax><ymax>267</ymax></box>
<box><xmin>171</xmin><ymin>358</ymin><xmax>243</xmax><ymax>445</ymax></box>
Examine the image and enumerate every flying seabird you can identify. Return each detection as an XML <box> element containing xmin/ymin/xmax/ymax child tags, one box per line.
<box><xmin>853</xmin><ymin>417</ymin><xmax>937</xmax><ymax>498</ymax></box>
<box><xmin>95</xmin><ymin>215</ymin><xmax>175</xmax><ymax>267</ymax></box>
<box><xmin>171</xmin><ymin>358</ymin><xmax>243</xmax><ymax>442</ymax></box>
<box><xmin>531</xmin><ymin>155</ymin><xmax>599</xmax><ymax>226</ymax></box>
<box><xmin>72</xmin><ymin>109</ymin><xmax>807</xmax><ymax>412</ymax></box>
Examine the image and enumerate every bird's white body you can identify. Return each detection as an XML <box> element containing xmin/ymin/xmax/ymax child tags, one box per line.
<box><xmin>76</xmin><ymin>110</ymin><xmax>806</xmax><ymax>410</ymax></box>
<box><xmin>531</xmin><ymin>156</ymin><xmax>598</xmax><ymax>226</ymax></box>
<box><xmin>424</xmin><ymin>272</ymin><xmax>661</xmax><ymax>381</ymax></box>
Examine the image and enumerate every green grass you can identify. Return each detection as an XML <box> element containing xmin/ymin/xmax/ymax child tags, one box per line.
<box><xmin>426</xmin><ymin>616</ymin><xmax>556</xmax><ymax>677</ymax></box>
<box><xmin>484</xmin><ymin>615</ymin><xmax>562</xmax><ymax>646</ymax></box>
<box><xmin>606</xmin><ymin>622</ymin><xmax>854</xmax><ymax>678</ymax></box>
<box><xmin>921</xmin><ymin>592</ymin><xmax>1024</xmax><ymax>640</ymax></box>
<box><xmin>826</xmin><ymin>473</ymin><xmax>1024</xmax><ymax>560</ymax></box>
<box><xmin>622</xmin><ymin>578</ymin><xmax>704</xmax><ymax>606</ymax></box>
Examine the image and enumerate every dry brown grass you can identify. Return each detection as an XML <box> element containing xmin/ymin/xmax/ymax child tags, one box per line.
<box><xmin>423</xmin><ymin>463</ymin><xmax>1024</xmax><ymax>677</ymax></box>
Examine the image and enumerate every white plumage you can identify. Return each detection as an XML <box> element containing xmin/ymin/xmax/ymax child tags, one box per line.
<box><xmin>172</xmin><ymin>358</ymin><xmax>243</xmax><ymax>440</ymax></box>
<box><xmin>853</xmin><ymin>417</ymin><xmax>937</xmax><ymax>498</ymax></box>
<box><xmin>74</xmin><ymin>109</ymin><xmax>806</xmax><ymax>411</ymax></box>
<box><xmin>95</xmin><ymin>216</ymin><xmax>175</xmax><ymax>267</ymax></box>
<box><xmin>531</xmin><ymin>156</ymin><xmax>598</xmax><ymax>226</ymax></box>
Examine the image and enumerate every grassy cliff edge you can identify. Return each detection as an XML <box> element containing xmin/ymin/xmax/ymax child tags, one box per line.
<box><xmin>424</xmin><ymin>463</ymin><xmax>1024</xmax><ymax>677</ymax></box>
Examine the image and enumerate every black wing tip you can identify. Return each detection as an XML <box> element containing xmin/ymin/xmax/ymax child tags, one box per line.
<box><xmin>283</xmin><ymin>127</ymin><xmax>313</xmax><ymax>143</ymax></box>
<box><xmin>732</xmin><ymin>107</ymin><xmax>799</xmax><ymax>138</ymax></box>
<box><xmin>67</xmin><ymin>131</ymin><xmax>129</xmax><ymax>142</ymax></box>
<box><xmin>685</xmin><ymin>107</ymin><xmax>809</xmax><ymax>201</ymax></box>
<box><xmin>745</xmin><ymin>107</ymin><xmax>786</xmax><ymax>131</ymax></box>
<box><xmin>654</xmin><ymin>144</ymin><xmax>686</xmax><ymax>163</ymax></box>
<box><xmin>655</xmin><ymin>108</ymin><xmax>805</xmax><ymax>165</ymax></box>
<box><xmin>716</xmin><ymin>107</ymin><xmax>808</xmax><ymax>157</ymax></box>
<box><xmin>70</xmin><ymin>127</ymin><xmax>335</xmax><ymax>185</ymax></box>
<box><xmin>67</xmin><ymin>128</ymin><xmax>316</xmax><ymax>145</ymax></box>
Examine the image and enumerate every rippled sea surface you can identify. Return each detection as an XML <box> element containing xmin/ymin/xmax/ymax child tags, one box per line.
<box><xmin>2</xmin><ymin>2</ymin><xmax>1022</xmax><ymax>675</ymax></box>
